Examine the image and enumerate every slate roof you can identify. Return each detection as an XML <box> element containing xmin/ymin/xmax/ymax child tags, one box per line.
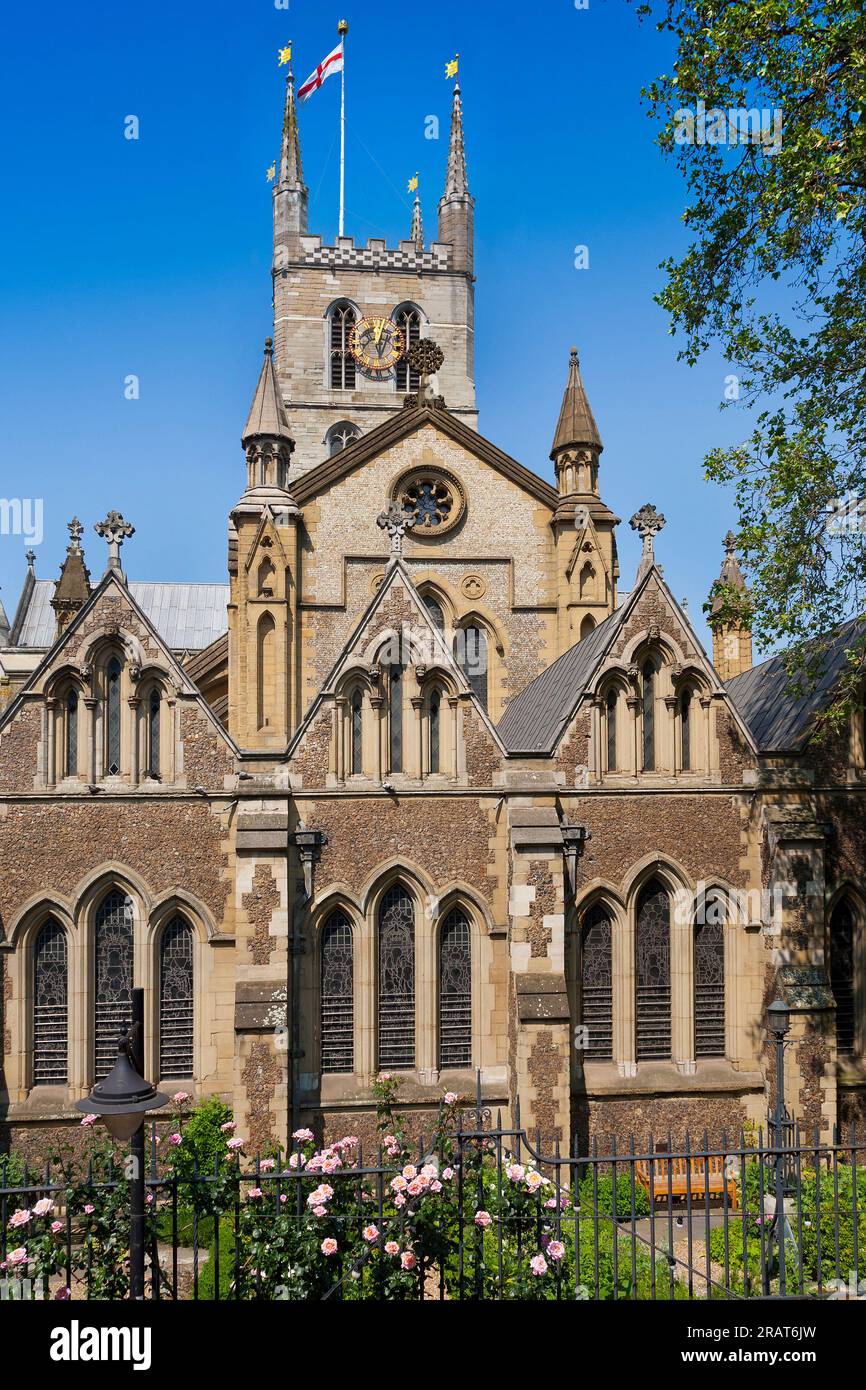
<box><xmin>726</xmin><ymin>615</ymin><xmax>866</xmax><ymax>752</ymax></box>
<box><xmin>497</xmin><ymin>606</ymin><xmax>627</xmax><ymax>753</ymax></box>
<box><xmin>8</xmin><ymin>580</ymin><xmax>229</xmax><ymax>653</ymax></box>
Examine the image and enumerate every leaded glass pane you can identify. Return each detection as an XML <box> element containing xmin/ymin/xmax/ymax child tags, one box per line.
<box><xmin>423</xmin><ymin>596</ymin><xmax>445</xmax><ymax>630</ymax></box>
<box><xmin>681</xmin><ymin>688</ymin><xmax>692</xmax><ymax>771</ymax></box>
<box><xmin>831</xmin><ymin>901</ymin><xmax>856</xmax><ymax>1059</ymax></box>
<box><xmin>389</xmin><ymin>666</ymin><xmax>403</xmax><ymax>773</ymax></box>
<box><xmin>395</xmin><ymin>309</ymin><xmax>421</xmax><ymax>393</ymax></box>
<box><xmin>33</xmin><ymin>919</ymin><xmax>68</xmax><ymax>1085</ymax></box>
<box><xmin>378</xmin><ymin>887</ymin><xmax>415</xmax><ymax>1069</ymax></box>
<box><xmin>636</xmin><ymin>880</ymin><xmax>671</xmax><ymax>1060</ymax></box>
<box><xmin>94</xmin><ymin>890</ymin><xmax>133</xmax><ymax>1080</ymax></box>
<box><xmin>458</xmin><ymin>627</ymin><xmax>488</xmax><ymax>711</ymax></box>
<box><xmin>606</xmin><ymin>690</ymin><xmax>617</xmax><ymax>772</ymax></box>
<box><xmin>642</xmin><ymin>660</ymin><xmax>655</xmax><ymax>772</ymax></box>
<box><xmin>148</xmin><ymin>689</ymin><xmax>161</xmax><ymax>777</ymax></box>
<box><xmin>351</xmin><ymin>690</ymin><xmax>363</xmax><ymax>775</ymax></box>
<box><xmin>429</xmin><ymin>690</ymin><xmax>441</xmax><ymax>773</ymax></box>
<box><xmin>160</xmin><ymin>917</ymin><xmax>194</xmax><ymax>1079</ymax></box>
<box><xmin>694</xmin><ymin>918</ymin><xmax>725</xmax><ymax>1057</ymax></box>
<box><xmin>439</xmin><ymin>909</ymin><xmax>471</xmax><ymax>1067</ymax></box>
<box><xmin>330</xmin><ymin>305</ymin><xmax>356</xmax><ymax>389</ymax></box>
<box><xmin>321</xmin><ymin>912</ymin><xmax>354</xmax><ymax>1073</ymax></box>
<box><xmin>581</xmin><ymin>906</ymin><xmax>613</xmax><ymax>1060</ymax></box>
<box><xmin>66</xmin><ymin>689</ymin><xmax>78</xmax><ymax>778</ymax></box>
<box><xmin>106</xmin><ymin>657</ymin><xmax>121</xmax><ymax>776</ymax></box>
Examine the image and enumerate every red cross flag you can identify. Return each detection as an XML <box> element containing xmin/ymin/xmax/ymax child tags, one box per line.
<box><xmin>297</xmin><ymin>42</ymin><xmax>344</xmax><ymax>102</ymax></box>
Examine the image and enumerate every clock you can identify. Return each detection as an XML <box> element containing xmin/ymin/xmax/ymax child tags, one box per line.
<box><xmin>349</xmin><ymin>317</ymin><xmax>406</xmax><ymax>375</ymax></box>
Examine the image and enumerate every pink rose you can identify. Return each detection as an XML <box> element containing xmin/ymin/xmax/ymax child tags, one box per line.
<box><xmin>248</xmin><ymin>1188</ymin><xmax>263</xmax><ymax>1200</ymax></box>
<box><xmin>259</xmin><ymin>1159</ymin><xmax>276</xmax><ymax>1173</ymax></box>
<box><xmin>506</xmin><ymin>1163</ymin><xmax>525</xmax><ymax>1182</ymax></box>
<box><xmin>51</xmin><ymin>1221</ymin><xmax>64</xmax><ymax>1234</ymax></box>
<box><xmin>420</xmin><ymin>1163</ymin><xmax>438</xmax><ymax>1180</ymax></box>
<box><xmin>6</xmin><ymin>1248</ymin><xmax>28</xmax><ymax>1267</ymax></box>
<box><xmin>431</xmin><ymin>1181</ymin><xmax>443</xmax><ymax>1193</ymax></box>
<box><xmin>402</xmin><ymin>1164</ymin><xmax>417</xmax><ymax>1180</ymax></box>
<box><xmin>363</xmin><ymin>1225</ymin><xmax>379</xmax><ymax>1243</ymax></box>
<box><xmin>80</xmin><ymin>1114</ymin><xmax>98</xmax><ymax>1128</ymax></box>
<box><xmin>293</xmin><ymin>1128</ymin><xmax>314</xmax><ymax>1143</ymax></box>
<box><xmin>8</xmin><ymin>1209</ymin><xmax>31</xmax><ymax>1228</ymax></box>
<box><xmin>442</xmin><ymin>1168</ymin><xmax>454</xmax><ymax>1181</ymax></box>
<box><xmin>172</xmin><ymin>1091</ymin><xmax>190</xmax><ymax>1104</ymax></box>
<box><xmin>474</xmin><ymin>1210</ymin><xmax>492</xmax><ymax>1229</ymax></box>
<box><xmin>226</xmin><ymin>1137</ymin><xmax>245</xmax><ymax>1151</ymax></box>
<box><xmin>390</xmin><ymin>1175</ymin><xmax>408</xmax><ymax>1193</ymax></box>
<box><xmin>220</xmin><ymin>1121</ymin><xmax>236</xmax><ymax>1133</ymax></box>
<box><xmin>377</xmin><ymin>1073</ymin><xmax>393</xmax><ymax>1083</ymax></box>
<box><xmin>401</xmin><ymin>1251</ymin><xmax>416</xmax><ymax>1270</ymax></box>
<box><xmin>394</xmin><ymin>1193</ymin><xmax>406</xmax><ymax>1208</ymax></box>
<box><xmin>84</xmin><ymin>1204</ymin><xmax>95</xmax><ymax>1215</ymax></box>
<box><xmin>407</xmin><ymin>1180</ymin><xmax>424</xmax><ymax>1196</ymax></box>
<box><xmin>384</xmin><ymin>1241</ymin><xmax>399</xmax><ymax>1256</ymax></box>
<box><xmin>321</xmin><ymin>1238</ymin><xmax>338</xmax><ymax>1256</ymax></box>
<box><xmin>443</xmin><ymin>1092</ymin><xmax>458</xmax><ymax>1105</ymax></box>
<box><xmin>547</xmin><ymin>1241</ymin><xmax>565</xmax><ymax>1262</ymax></box>
<box><xmin>33</xmin><ymin>1199</ymin><xmax>54</xmax><ymax>1218</ymax></box>
<box><xmin>168</xmin><ymin>1133</ymin><xmax>182</xmax><ymax>1147</ymax></box>
<box><xmin>313</xmin><ymin>1205</ymin><xmax>327</xmax><ymax>1218</ymax></box>
<box><xmin>53</xmin><ymin>1286</ymin><xmax>71</xmax><ymax>1300</ymax></box>
<box><xmin>530</xmin><ymin>1254</ymin><xmax>548</xmax><ymax>1276</ymax></box>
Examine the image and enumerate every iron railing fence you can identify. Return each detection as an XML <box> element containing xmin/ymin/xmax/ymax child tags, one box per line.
<box><xmin>1</xmin><ymin>1114</ymin><xmax>863</xmax><ymax>1302</ymax></box>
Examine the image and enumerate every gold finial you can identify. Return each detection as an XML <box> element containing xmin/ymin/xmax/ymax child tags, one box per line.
<box><xmin>338</xmin><ymin>19</ymin><xmax>348</xmax><ymax>36</ymax></box>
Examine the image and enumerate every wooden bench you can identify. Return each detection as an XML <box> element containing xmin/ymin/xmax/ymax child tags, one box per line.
<box><xmin>635</xmin><ymin>1155</ymin><xmax>737</xmax><ymax>1209</ymax></box>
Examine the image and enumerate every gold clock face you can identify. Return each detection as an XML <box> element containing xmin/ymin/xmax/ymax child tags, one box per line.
<box><xmin>349</xmin><ymin>317</ymin><xmax>406</xmax><ymax>375</ymax></box>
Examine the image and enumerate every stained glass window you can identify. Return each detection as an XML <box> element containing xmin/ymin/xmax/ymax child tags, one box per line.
<box><xmin>681</xmin><ymin>688</ymin><xmax>692</xmax><ymax>771</ymax></box>
<box><xmin>66</xmin><ymin>689</ymin><xmax>78</xmax><ymax>778</ymax></box>
<box><xmin>831</xmin><ymin>900</ymin><xmax>856</xmax><ymax>1059</ymax></box>
<box><xmin>106</xmin><ymin>657</ymin><xmax>122</xmax><ymax>776</ymax></box>
<box><xmin>423</xmin><ymin>595</ymin><xmax>445</xmax><ymax>631</ymax></box>
<box><xmin>159</xmin><ymin>917</ymin><xmax>194</xmax><ymax>1079</ymax></box>
<box><xmin>351</xmin><ymin>689</ymin><xmax>363</xmax><ymax>775</ymax></box>
<box><xmin>321</xmin><ymin>912</ymin><xmax>354</xmax><ymax>1073</ymax></box>
<box><xmin>694</xmin><ymin>917</ymin><xmax>725</xmax><ymax>1057</ymax></box>
<box><xmin>429</xmin><ymin>689</ymin><xmax>441</xmax><ymax>773</ymax></box>
<box><xmin>394</xmin><ymin>308</ymin><xmax>421</xmax><ymax>393</ymax></box>
<box><xmin>330</xmin><ymin>304</ymin><xmax>356</xmax><ymax>390</ymax></box>
<box><xmin>457</xmin><ymin>627</ymin><xmax>488</xmax><ymax>711</ymax></box>
<box><xmin>94</xmin><ymin>890</ymin><xmax>134</xmax><ymax>1080</ymax></box>
<box><xmin>580</xmin><ymin>906</ymin><xmax>613</xmax><ymax>1060</ymax></box>
<box><xmin>378</xmin><ymin>886</ymin><xmax>415</xmax><ymax>1069</ymax></box>
<box><xmin>148</xmin><ymin>689</ymin><xmax>161</xmax><ymax>777</ymax></box>
<box><xmin>636</xmin><ymin>880</ymin><xmax>671</xmax><ymax>1060</ymax></box>
<box><xmin>389</xmin><ymin>666</ymin><xmax>403</xmax><ymax>773</ymax></box>
<box><xmin>642</xmin><ymin>659</ymin><xmax>656</xmax><ymax>771</ymax></box>
<box><xmin>606</xmin><ymin>689</ymin><xmax>617</xmax><ymax>772</ymax></box>
<box><xmin>439</xmin><ymin>909</ymin><xmax>471</xmax><ymax>1067</ymax></box>
<box><xmin>33</xmin><ymin>919</ymin><xmax>68</xmax><ymax>1085</ymax></box>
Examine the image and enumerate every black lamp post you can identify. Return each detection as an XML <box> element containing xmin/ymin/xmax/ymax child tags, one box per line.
<box><xmin>74</xmin><ymin>989</ymin><xmax>168</xmax><ymax>1299</ymax></box>
<box><xmin>766</xmin><ymin>997</ymin><xmax>791</xmax><ymax>1295</ymax></box>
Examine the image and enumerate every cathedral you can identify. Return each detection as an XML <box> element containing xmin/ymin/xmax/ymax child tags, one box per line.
<box><xmin>1</xmin><ymin>75</ymin><xmax>864</xmax><ymax>1160</ymax></box>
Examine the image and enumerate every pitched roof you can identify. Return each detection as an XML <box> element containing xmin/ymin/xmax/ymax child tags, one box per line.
<box><xmin>242</xmin><ymin>339</ymin><xmax>293</xmax><ymax>444</ymax></box>
<box><xmin>9</xmin><ymin>580</ymin><xmax>229</xmax><ymax>653</ymax></box>
<box><xmin>497</xmin><ymin>606</ymin><xmax>626</xmax><ymax>753</ymax></box>
<box><xmin>551</xmin><ymin>348</ymin><xmax>602</xmax><ymax>459</ymax></box>
<box><xmin>726</xmin><ymin>615</ymin><xmax>866</xmax><ymax>752</ymax></box>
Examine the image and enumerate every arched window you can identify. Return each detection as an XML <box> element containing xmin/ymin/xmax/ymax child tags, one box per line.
<box><xmin>579</xmin><ymin>563</ymin><xmax>596</xmax><ymax>602</ymax></box>
<box><xmin>94</xmin><ymin>890</ymin><xmax>134</xmax><ymax>1080</ymax></box>
<box><xmin>33</xmin><ymin>918</ymin><xmax>68</xmax><ymax>1085</ymax></box>
<box><xmin>429</xmin><ymin>689</ymin><xmax>441</xmax><ymax>773</ymax></box>
<box><xmin>378</xmin><ymin>886</ymin><xmax>415</xmax><ymax>1068</ymax></box>
<box><xmin>680</xmin><ymin>688</ymin><xmax>693</xmax><ymax>771</ymax></box>
<box><xmin>326</xmin><ymin>421</ymin><xmax>360</xmax><ymax>457</ymax></box>
<box><xmin>106</xmin><ymin>656</ymin><xmax>122</xmax><ymax>776</ymax></box>
<box><xmin>641</xmin><ymin>658</ymin><xmax>657</xmax><ymax>772</ymax></box>
<box><xmin>351</xmin><ymin>689</ymin><xmax>363</xmax><ymax>775</ymax></box>
<box><xmin>257</xmin><ymin>557</ymin><xmax>276</xmax><ymax>596</ymax></box>
<box><xmin>439</xmin><ymin>908</ymin><xmax>471</xmax><ymax>1067</ymax></box>
<box><xmin>831</xmin><ymin>900</ymin><xmax>856</xmax><ymax>1059</ymax></box>
<box><xmin>65</xmin><ymin>689</ymin><xmax>79</xmax><ymax>778</ymax></box>
<box><xmin>321</xmin><ymin>912</ymin><xmax>354</xmax><ymax>1073</ymax></box>
<box><xmin>389</xmin><ymin>665</ymin><xmax>403</xmax><ymax>773</ymax></box>
<box><xmin>394</xmin><ymin>307</ymin><xmax>421</xmax><ymax>393</ymax></box>
<box><xmin>694</xmin><ymin>913</ymin><xmax>725</xmax><ymax>1057</ymax></box>
<box><xmin>580</xmin><ymin>906</ymin><xmax>613</xmax><ymax>1060</ymax></box>
<box><xmin>636</xmin><ymin>879</ymin><xmax>671</xmax><ymax>1060</ymax></box>
<box><xmin>159</xmin><ymin>917</ymin><xmax>194</xmax><ymax>1079</ymax></box>
<box><xmin>330</xmin><ymin>303</ymin><xmax>356</xmax><ymax>390</ymax></box>
<box><xmin>422</xmin><ymin>594</ymin><xmax>445</xmax><ymax>631</ymax></box>
<box><xmin>457</xmin><ymin>626</ymin><xmax>488</xmax><ymax>711</ymax></box>
<box><xmin>147</xmin><ymin>689</ymin><xmax>161</xmax><ymax>778</ymax></box>
<box><xmin>580</xmin><ymin>614</ymin><xmax>596</xmax><ymax>641</ymax></box>
<box><xmin>257</xmin><ymin>613</ymin><xmax>276</xmax><ymax>730</ymax></box>
<box><xmin>606</xmin><ymin>689</ymin><xmax>617</xmax><ymax>772</ymax></box>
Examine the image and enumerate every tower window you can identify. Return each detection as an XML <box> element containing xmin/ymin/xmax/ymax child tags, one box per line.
<box><xmin>606</xmin><ymin>689</ymin><xmax>617</xmax><ymax>772</ymax></box>
<box><xmin>378</xmin><ymin>886</ymin><xmax>415</xmax><ymax>1069</ymax></box>
<box><xmin>681</xmin><ymin>688</ymin><xmax>692</xmax><ymax>771</ymax></box>
<box><xmin>147</xmin><ymin>689</ymin><xmax>161</xmax><ymax>778</ymax></box>
<box><xmin>65</xmin><ymin>689</ymin><xmax>78</xmax><ymax>778</ymax></box>
<box><xmin>580</xmin><ymin>906</ymin><xmax>613</xmax><ymax>1060</ymax></box>
<box><xmin>94</xmin><ymin>889</ymin><xmax>134</xmax><ymax>1081</ymax></box>
<box><xmin>389</xmin><ymin>665</ymin><xmax>403</xmax><ymax>773</ymax></box>
<box><xmin>159</xmin><ymin>916</ymin><xmax>194</xmax><ymax>1079</ymax></box>
<box><xmin>106</xmin><ymin>657</ymin><xmax>122</xmax><ymax>776</ymax></box>
<box><xmin>321</xmin><ymin>912</ymin><xmax>354</xmax><ymax>1073</ymax></box>
<box><xmin>330</xmin><ymin>304</ymin><xmax>356</xmax><ymax>390</ymax></box>
<box><xmin>33</xmin><ymin>919</ymin><xmax>68</xmax><ymax>1085</ymax></box>
<box><xmin>439</xmin><ymin>908</ymin><xmax>471</xmax><ymax>1067</ymax></box>
<box><xmin>694</xmin><ymin>916</ymin><xmax>725</xmax><ymax>1057</ymax></box>
<box><xmin>394</xmin><ymin>308</ymin><xmax>421</xmax><ymax>393</ymax></box>
<box><xmin>636</xmin><ymin>880</ymin><xmax>671</xmax><ymax>1060</ymax></box>
<box><xmin>642</xmin><ymin>658</ymin><xmax>656</xmax><ymax>772</ymax></box>
<box><xmin>422</xmin><ymin>595</ymin><xmax>445</xmax><ymax>631</ymax></box>
<box><xmin>429</xmin><ymin>689</ymin><xmax>441</xmax><ymax>773</ymax></box>
<box><xmin>326</xmin><ymin>421</ymin><xmax>360</xmax><ymax>456</ymax></box>
<box><xmin>351</xmin><ymin>689</ymin><xmax>363</xmax><ymax>775</ymax></box>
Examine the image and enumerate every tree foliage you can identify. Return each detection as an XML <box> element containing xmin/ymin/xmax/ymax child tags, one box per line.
<box><xmin>638</xmin><ymin>0</ymin><xmax>866</xmax><ymax>728</ymax></box>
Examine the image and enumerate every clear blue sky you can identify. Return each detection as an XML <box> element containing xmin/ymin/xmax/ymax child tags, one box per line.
<box><xmin>0</xmin><ymin>0</ymin><xmax>752</xmax><ymax>654</ymax></box>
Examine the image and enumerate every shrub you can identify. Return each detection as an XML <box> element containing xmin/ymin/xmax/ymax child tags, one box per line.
<box><xmin>578</xmin><ymin>1171</ymin><xmax>651</xmax><ymax>1220</ymax></box>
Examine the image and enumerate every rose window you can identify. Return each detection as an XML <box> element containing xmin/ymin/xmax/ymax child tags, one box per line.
<box><xmin>392</xmin><ymin>467</ymin><xmax>466</xmax><ymax>537</ymax></box>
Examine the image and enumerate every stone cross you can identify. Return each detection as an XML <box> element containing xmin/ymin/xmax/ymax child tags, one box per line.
<box><xmin>95</xmin><ymin>510</ymin><xmax>135</xmax><ymax>577</ymax></box>
<box><xmin>377</xmin><ymin>500</ymin><xmax>416</xmax><ymax>559</ymax></box>
<box><xmin>629</xmin><ymin>503</ymin><xmax>666</xmax><ymax>580</ymax></box>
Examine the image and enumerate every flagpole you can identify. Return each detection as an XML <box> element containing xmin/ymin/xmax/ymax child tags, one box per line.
<box><xmin>338</xmin><ymin>19</ymin><xmax>348</xmax><ymax>237</ymax></box>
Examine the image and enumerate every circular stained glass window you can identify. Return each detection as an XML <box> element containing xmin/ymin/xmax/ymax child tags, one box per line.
<box><xmin>393</xmin><ymin>467</ymin><xmax>466</xmax><ymax>537</ymax></box>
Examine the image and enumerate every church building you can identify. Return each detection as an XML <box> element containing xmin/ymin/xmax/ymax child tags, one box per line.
<box><xmin>1</xmin><ymin>74</ymin><xmax>864</xmax><ymax>1159</ymax></box>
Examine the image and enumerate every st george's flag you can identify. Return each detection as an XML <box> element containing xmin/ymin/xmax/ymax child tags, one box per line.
<box><xmin>298</xmin><ymin>41</ymin><xmax>344</xmax><ymax>102</ymax></box>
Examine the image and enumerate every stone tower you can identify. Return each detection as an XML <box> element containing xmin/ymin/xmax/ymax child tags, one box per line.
<box><xmin>708</xmin><ymin>531</ymin><xmax>753</xmax><ymax>681</ymax></box>
<box><xmin>51</xmin><ymin>518</ymin><xmax>92</xmax><ymax>637</ymax></box>
<box><xmin>228</xmin><ymin>340</ymin><xmax>299</xmax><ymax>751</ymax></box>
<box><xmin>551</xmin><ymin>348</ymin><xmax>620</xmax><ymax>652</ymax></box>
<box><xmin>270</xmin><ymin>74</ymin><xmax>477</xmax><ymax>474</ymax></box>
